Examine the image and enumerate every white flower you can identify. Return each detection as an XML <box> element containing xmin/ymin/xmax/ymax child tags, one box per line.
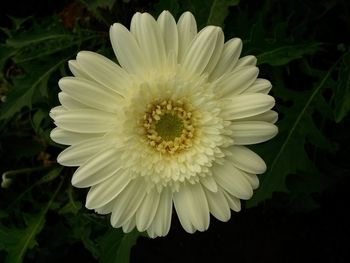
<box><xmin>50</xmin><ymin>11</ymin><xmax>278</xmax><ymax>238</ymax></box>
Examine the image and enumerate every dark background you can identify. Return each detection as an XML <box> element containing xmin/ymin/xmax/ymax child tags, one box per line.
<box><xmin>1</xmin><ymin>0</ymin><xmax>349</xmax><ymax>262</ymax></box>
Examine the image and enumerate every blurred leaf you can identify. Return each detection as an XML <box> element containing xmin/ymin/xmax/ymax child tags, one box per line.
<box><xmin>257</xmin><ymin>43</ymin><xmax>321</xmax><ymax>66</ymax></box>
<box><xmin>207</xmin><ymin>0</ymin><xmax>240</xmax><ymax>26</ymax></box>
<box><xmin>0</xmin><ymin>58</ymin><xmax>66</xmax><ymax>122</ymax></box>
<box><xmin>1</xmin><ymin>178</ymin><xmax>63</xmax><ymax>263</ymax></box>
<box><xmin>154</xmin><ymin>0</ymin><xmax>180</xmax><ymax>16</ymax></box>
<box><xmin>115</xmin><ymin>230</ymin><xmax>140</xmax><ymax>263</ymax></box>
<box><xmin>178</xmin><ymin>0</ymin><xmax>234</xmax><ymax>28</ymax></box>
<box><xmin>333</xmin><ymin>52</ymin><xmax>350</xmax><ymax>122</ymax></box>
<box><xmin>247</xmin><ymin>59</ymin><xmax>338</xmax><ymax>207</ymax></box>
<box><xmin>97</xmin><ymin>229</ymin><xmax>140</xmax><ymax>263</ymax></box>
<box><xmin>96</xmin><ymin>229</ymin><xmax>124</xmax><ymax>263</ymax></box>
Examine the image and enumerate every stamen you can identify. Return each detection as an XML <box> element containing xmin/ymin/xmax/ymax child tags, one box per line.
<box><xmin>143</xmin><ymin>100</ymin><xmax>195</xmax><ymax>154</ymax></box>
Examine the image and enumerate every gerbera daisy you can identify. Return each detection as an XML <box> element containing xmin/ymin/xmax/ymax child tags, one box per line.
<box><xmin>50</xmin><ymin>10</ymin><xmax>278</xmax><ymax>238</ymax></box>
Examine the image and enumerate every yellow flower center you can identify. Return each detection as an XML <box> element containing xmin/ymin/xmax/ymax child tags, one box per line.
<box><xmin>143</xmin><ymin>99</ymin><xmax>195</xmax><ymax>155</ymax></box>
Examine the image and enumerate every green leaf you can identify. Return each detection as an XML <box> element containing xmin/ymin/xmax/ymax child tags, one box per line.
<box><xmin>0</xmin><ymin>58</ymin><xmax>67</xmax><ymax>122</ymax></box>
<box><xmin>96</xmin><ymin>229</ymin><xmax>140</xmax><ymax>263</ymax></box>
<box><xmin>154</xmin><ymin>0</ymin><xmax>180</xmax><ymax>16</ymax></box>
<box><xmin>207</xmin><ymin>0</ymin><xmax>240</xmax><ymax>26</ymax></box>
<box><xmin>247</xmin><ymin>59</ymin><xmax>339</xmax><ymax>207</ymax></box>
<box><xmin>256</xmin><ymin>43</ymin><xmax>321</xmax><ymax>66</ymax></box>
<box><xmin>96</xmin><ymin>229</ymin><xmax>124</xmax><ymax>263</ymax></box>
<box><xmin>1</xmin><ymin>178</ymin><xmax>63</xmax><ymax>263</ymax></box>
<box><xmin>333</xmin><ymin>52</ymin><xmax>350</xmax><ymax>122</ymax></box>
<box><xmin>115</xmin><ymin>230</ymin><xmax>141</xmax><ymax>263</ymax></box>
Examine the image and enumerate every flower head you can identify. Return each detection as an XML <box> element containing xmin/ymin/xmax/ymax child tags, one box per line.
<box><xmin>50</xmin><ymin>10</ymin><xmax>278</xmax><ymax>237</ymax></box>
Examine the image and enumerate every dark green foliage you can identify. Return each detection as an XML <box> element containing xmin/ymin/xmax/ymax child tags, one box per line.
<box><xmin>0</xmin><ymin>0</ymin><xmax>349</xmax><ymax>262</ymax></box>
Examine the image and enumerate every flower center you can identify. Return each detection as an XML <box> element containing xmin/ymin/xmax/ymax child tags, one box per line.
<box><xmin>143</xmin><ymin>99</ymin><xmax>195</xmax><ymax>155</ymax></box>
<box><xmin>155</xmin><ymin>113</ymin><xmax>184</xmax><ymax>141</ymax></box>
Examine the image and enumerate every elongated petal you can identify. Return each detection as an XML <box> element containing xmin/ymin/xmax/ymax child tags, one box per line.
<box><xmin>215</xmin><ymin>66</ymin><xmax>259</xmax><ymax>97</ymax></box>
<box><xmin>122</xmin><ymin>216</ymin><xmax>136</xmax><ymax>233</ymax></box>
<box><xmin>58</xmin><ymin>92</ymin><xmax>89</xmax><ymax>110</ymax></box>
<box><xmin>72</xmin><ymin>147</ymin><xmax>121</xmax><ymax>187</ymax></box>
<box><xmin>174</xmin><ymin>183</ymin><xmax>210</xmax><ymax>232</ymax></box>
<box><xmin>157</xmin><ymin>11</ymin><xmax>178</xmax><ymax>59</ymax></box>
<box><xmin>136</xmin><ymin>189</ymin><xmax>160</xmax><ymax>232</ymax></box>
<box><xmin>95</xmin><ymin>200</ymin><xmax>114</xmax><ymax>215</ymax></box>
<box><xmin>177</xmin><ymin>11</ymin><xmax>197</xmax><ymax>62</ymax></box>
<box><xmin>226</xmin><ymin>145</ymin><xmax>266</xmax><ymax>174</ymax></box>
<box><xmin>244</xmin><ymin>78</ymin><xmax>272</xmax><ymax>94</ymax></box>
<box><xmin>223</xmin><ymin>191</ymin><xmax>241</xmax><ymax>212</ymax></box>
<box><xmin>147</xmin><ymin>188</ymin><xmax>173</xmax><ymax>238</ymax></box>
<box><xmin>222</xmin><ymin>94</ymin><xmax>275</xmax><ymax>120</ymax></box>
<box><xmin>58</xmin><ymin>137</ymin><xmax>111</xmax><ymax>166</ymax></box>
<box><xmin>239</xmin><ymin>110</ymin><xmax>278</xmax><ymax>124</ymax></box>
<box><xmin>230</xmin><ymin>121</ymin><xmax>278</xmax><ymax>145</ymax></box>
<box><xmin>110</xmin><ymin>179</ymin><xmax>146</xmax><ymax>228</ymax></box>
<box><xmin>183</xmin><ymin>26</ymin><xmax>223</xmax><ymax>76</ymax></box>
<box><xmin>243</xmin><ymin>173</ymin><xmax>259</xmax><ymax>190</ymax></box>
<box><xmin>59</xmin><ymin>77</ymin><xmax>122</xmax><ymax>113</ymax></box>
<box><xmin>110</xmin><ymin>23</ymin><xmax>147</xmax><ymax>75</ymax></box>
<box><xmin>49</xmin><ymin>106</ymin><xmax>66</xmax><ymax>119</ymax></box>
<box><xmin>54</xmin><ymin>109</ymin><xmax>117</xmax><ymax>133</ymax></box>
<box><xmin>204</xmin><ymin>188</ymin><xmax>230</xmax><ymax>221</ymax></box>
<box><xmin>130</xmin><ymin>13</ymin><xmax>166</xmax><ymax>69</ymax></box>
<box><xmin>68</xmin><ymin>60</ymin><xmax>93</xmax><ymax>80</ymax></box>
<box><xmin>50</xmin><ymin>127</ymin><xmax>102</xmax><ymax>145</ymax></box>
<box><xmin>213</xmin><ymin>161</ymin><xmax>253</xmax><ymax>200</ymax></box>
<box><xmin>234</xmin><ymin>55</ymin><xmax>257</xmax><ymax>70</ymax></box>
<box><xmin>200</xmin><ymin>175</ymin><xmax>218</xmax><ymax>192</ymax></box>
<box><xmin>76</xmin><ymin>51</ymin><xmax>129</xmax><ymax>96</ymax></box>
<box><xmin>86</xmin><ymin>169</ymin><xmax>131</xmax><ymax>209</ymax></box>
<box><xmin>210</xmin><ymin>38</ymin><xmax>242</xmax><ymax>80</ymax></box>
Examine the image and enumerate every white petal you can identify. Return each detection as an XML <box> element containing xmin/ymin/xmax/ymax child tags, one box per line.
<box><xmin>157</xmin><ymin>11</ymin><xmax>178</xmax><ymax>59</ymax></box>
<box><xmin>72</xmin><ymin>147</ymin><xmax>121</xmax><ymax>188</ymax></box>
<box><xmin>244</xmin><ymin>78</ymin><xmax>272</xmax><ymax>94</ymax></box>
<box><xmin>58</xmin><ymin>92</ymin><xmax>89</xmax><ymax>110</ymax></box>
<box><xmin>234</xmin><ymin>55</ymin><xmax>257</xmax><ymax>70</ymax></box>
<box><xmin>173</xmin><ymin>183</ymin><xmax>210</xmax><ymax>232</ymax></box>
<box><xmin>239</xmin><ymin>110</ymin><xmax>278</xmax><ymax>124</ymax></box>
<box><xmin>147</xmin><ymin>188</ymin><xmax>173</xmax><ymax>238</ymax></box>
<box><xmin>130</xmin><ymin>13</ymin><xmax>166</xmax><ymax>69</ymax></box>
<box><xmin>122</xmin><ymin>216</ymin><xmax>136</xmax><ymax>233</ymax></box>
<box><xmin>213</xmin><ymin>161</ymin><xmax>253</xmax><ymax>200</ymax></box>
<box><xmin>58</xmin><ymin>77</ymin><xmax>122</xmax><ymax>113</ymax></box>
<box><xmin>200</xmin><ymin>175</ymin><xmax>218</xmax><ymax>192</ymax></box>
<box><xmin>76</xmin><ymin>51</ymin><xmax>129</xmax><ymax>96</ymax></box>
<box><xmin>222</xmin><ymin>94</ymin><xmax>275</xmax><ymax>120</ymax></box>
<box><xmin>204</xmin><ymin>188</ymin><xmax>230</xmax><ymax>222</ymax></box>
<box><xmin>50</xmin><ymin>127</ymin><xmax>102</xmax><ymax>145</ymax></box>
<box><xmin>215</xmin><ymin>66</ymin><xmax>259</xmax><ymax>97</ymax></box>
<box><xmin>86</xmin><ymin>169</ymin><xmax>131</xmax><ymax>209</ymax></box>
<box><xmin>110</xmin><ymin>23</ymin><xmax>147</xmax><ymax>75</ymax></box>
<box><xmin>226</xmin><ymin>145</ymin><xmax>266</xmax><ymax>174</ymax></box>
<box><xmin>230</xmin><ymin>121</ymin><xmax>278</xmax><ymax>145</ymax></box>
<box><xmin>110</xmin><ymin>179</ymin><xmax>146</xmax><ymax>228</ymax></box>
<box><xmin>210</xmin><ymin>38</ymin><xmax>242</xmax><ymax>80</ymax></box>
<box><xmin>49</xmin><ymin>106</ymin><xmax>66</xmax><ymax>119</ymax></box>
<box><xmin>177</xmin><ymin>11</ymin><xmax>197</xmax><ymax>63</ymax></box>
<box><xmin>68</xmin><ymin>60</ymin><xmax>93</xmax><ymax>80</ymax></box>
<box><xmin>95</xmin><ymin>200</ymin><xmax>114</xmax><ymax>215</ymax></box>
<box><xmin>203</xmin><ymin>29</ymin><xmax>224</xmax><ymax>75</ymax></box>
<box><xmin>243</xmin><ymin>173</ymin><xmax>259</xmax><ymax>190</ymax></box>
<box><xmin>223</xmin><ymin>191</ymin><xmax>241</xmax><ymax>212</ymax></box>
<box><xmin>57</xmin><ymin>137</ymin><xmax>110</xmax><ymax>166</ymax></box>
<box><xmin>54</xmin><ymin>109</ymin><xmax>117</xmax><ymax>133</ymax></box>
<box><xmin>183</xmin><ymin>26</ymin><xmax>223</xmax><ymax>76</ymax></box>
<box><xmin>136</xmin><ymin>189</ymin><xmax>160</xmax><ymax>232</ymax></box>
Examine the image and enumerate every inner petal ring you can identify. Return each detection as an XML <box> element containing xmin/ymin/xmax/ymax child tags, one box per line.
<box><xmin>143</xmin><ymin>99</ymin><xmax>195</xmax><ymax>155</ymax></box>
